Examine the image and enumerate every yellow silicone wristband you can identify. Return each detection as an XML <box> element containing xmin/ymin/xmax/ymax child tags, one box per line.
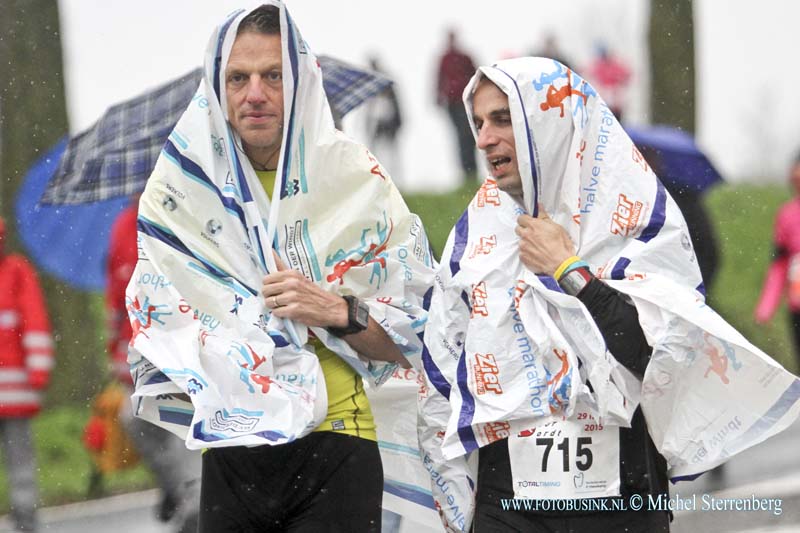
<box><xmin>553</xmin><ymin>255</ymin><xmax>581</xmax><ymax>281</ymax></box>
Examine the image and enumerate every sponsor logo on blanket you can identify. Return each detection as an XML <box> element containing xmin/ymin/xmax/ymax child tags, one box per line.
<box><xmin>469</xmin><ymin>235</ymin><xmax>497</xmax><ymax>259</ymax></box>
<box><xmin>208</xmin><ymin>409</ymin><xmax>259</xmax><ymax>433</ymax></box>
<box><xmin>441</xmin><ymin>339</ymin><xmax>462</xmax><ymax>362</ymax></box>
<box><xmin>284</xmin><ymin>219</ymin><xmax>319</xmax><ymax>281</ymax></box>
<box><xmin>610</xmin><ymin>193</ymin><xmax>647</xmax><ymax>237</ymax></box>
<box><xmin>474</xmin><ymin>352</ymin><xmax>503</xmax><ymax>395</ymax></box>
<box><xmin>575</xmin><ymin>140</ymin><xmax>587</xmax><ymax>166</ymax></box>
<box><xmin>482</xmin><ymin>421</ymin><xmax>511</xmax><ymax>443</ymax></box>
<box><xmin>512</xmin><ymin>280</ymin><xmax>526</xmax><ymax>310</ymax></box>
<box><xmin>201</xmin><ymin>219</ymin><xmax>221</xmax><ymax>246</ymax></box>
<box><xmin>162</xmin><ymin>195</ymin><xmax>177</xmax><ymax>211</ymax></box>
<box><xmin>475</xmin><ymin>179</ymin><xmax>502</xmax><ymax>208</ymax></box>
<box><xmin>409</xmin><ymin>218</ymin><xmax>431</xmax><ymax>265</ymax></box>
<box><xmin>632</xmin><ymin>145</ymin><xmax>650</xmax><ymax>172</ymax></box>
<box><xmin>470</xmin><ymin>282</ymin><xmax>489</xmax><ymax>318</ymax></box>
<box><xmin>165</xmin><ymin>182</ymin><xmax>186</xmax><ymax>200</ymax></box>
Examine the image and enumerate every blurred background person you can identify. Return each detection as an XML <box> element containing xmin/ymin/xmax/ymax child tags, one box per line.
<box><xmin>0</xmin><ymin>216</ymin><xmax>54</xmax><ymax>532</ymax></box>
<box><xmin>585</xmin><ymin>42</ymin><xmax>631</xmax><ymax>121</ymax></box>
<box><xmin>363</xmin><ymin>55</ymin><xmax>404</xmax><ymax>186</ymax></box>
<box><xmin>530</xmin><ymin>33</ymin><xmax>572</xmax><ymax>70</ymax></box>
<box><xmin>755</xmin><ymin>151</ymin><xmax>800</xmax><ymax>371</ymax></box>
<box><xmin>665</xmin><ymin>180</ymin><xmax>720</xmax><ymax>301</ymax></box>
<box><xmin>106</xmin><ymin>202</ymin><xmax>201</xmax><ymax>533</ymax></box>
<box><xmin>635</xmin><ymin>142</ymin><xmax>721</xmax><ymax>301</ymax></box>
<box><xmin>436</xmin><ymin>28</ymin><xmax>477</xmax><ymax>183</ymax></box>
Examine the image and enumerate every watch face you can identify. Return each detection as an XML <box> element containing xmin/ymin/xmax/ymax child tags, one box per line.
<box><xmin>355</xmin><ymin>300</ymin><xmax>370</xmax><ymax>328</ymax></box>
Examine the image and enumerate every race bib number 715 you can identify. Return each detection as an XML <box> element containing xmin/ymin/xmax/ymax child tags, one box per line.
<box><xmin>508</xmin><ymin>410</ymin><xmax>620</xmax><ymax>500</ymax></box>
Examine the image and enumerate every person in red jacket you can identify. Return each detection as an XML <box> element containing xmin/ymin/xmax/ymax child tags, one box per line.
<box><xmin>106</xmin><ymin>203</ymin><xmax>201</xmax><ymax>533</ymax></box>
<box><xmin>0</xmin><ymin>216</ymin><xmax>54</xmax><ymax>532</ymax></box>
<box><xmin>107</xmin><ymin>205</ymin><xmax>138</xmax><ymax>386</ymax></box>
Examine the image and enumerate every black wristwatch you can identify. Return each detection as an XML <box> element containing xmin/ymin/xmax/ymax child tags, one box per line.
<box><xmin>327</xmin><ymin>295</ymin><xmax>370</xmax><ymax>337</ymax></box>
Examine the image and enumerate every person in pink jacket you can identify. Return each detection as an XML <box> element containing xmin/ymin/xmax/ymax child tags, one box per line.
<box><xmin>755</xmin><ymin>153</ymin><xmax>800</xmax><ymax>367</ymax></box>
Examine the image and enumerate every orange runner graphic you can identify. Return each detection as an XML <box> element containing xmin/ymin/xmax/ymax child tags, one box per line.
<box><xmin>539</xmin><ymin>70</ymin><xmax>588</xmax><ymax>118</ymax></box>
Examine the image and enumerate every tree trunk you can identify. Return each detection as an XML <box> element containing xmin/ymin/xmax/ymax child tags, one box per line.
<box><xmin>648</xmin><ymin>0</ymin><xmax>695</xmax><ymax>132</ymax></box>
<box><xmin>0</xmin><ymin>0</ymin><xmax>105</xmax><ymax>407</ymax></box>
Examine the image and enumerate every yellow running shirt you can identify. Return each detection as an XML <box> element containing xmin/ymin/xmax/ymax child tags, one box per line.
<box><xmin>256</xmin><ymin>170</ymin><xmax>376</xmax><ymax>441</ymax></box>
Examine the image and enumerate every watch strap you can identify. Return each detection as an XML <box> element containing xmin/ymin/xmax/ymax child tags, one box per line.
<box><xmin>558</xmin><ymin>266</ymin><xmax>593</xmax><ymax>296</ymax></box>
<box><xmin>327</xmin><ymin>295</ymin><xmax>369</xmax><ymax>337</ymax></box>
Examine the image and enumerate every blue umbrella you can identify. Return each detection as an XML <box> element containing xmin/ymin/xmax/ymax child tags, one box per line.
<box><xmin>626</xmin><ymin>124</ymin><xmax>723</xmax><ymax>194</ymax></box>
<box><xmin>15</xmin><ymin>140</ymin><xmax>129</xmax><ymax>291</ymax></box>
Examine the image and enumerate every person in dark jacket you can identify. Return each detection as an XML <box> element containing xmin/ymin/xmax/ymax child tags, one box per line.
<box><xmin>363</xmin><ymin>55</ymin><xmax>404</xmax><ymax>186</ymax></box>
<box><xmin>436</xmin><ymin>29</ymin><xmax>478</xmax><ymax>182</ymax></box>
<box><xmin>637</xmin><ymin>145</ymin><xmax>720</xmax><ymax>301</ymax></box>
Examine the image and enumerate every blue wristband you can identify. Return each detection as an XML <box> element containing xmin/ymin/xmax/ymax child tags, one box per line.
<box><xmin>559</xmin><ymin>260</ymin><xmax>590</xmax><ymax>280</ymax></box>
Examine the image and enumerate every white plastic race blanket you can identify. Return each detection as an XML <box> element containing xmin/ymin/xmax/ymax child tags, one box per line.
<box><xmin>365</xmin><ymin>369</ymin><xmax>444</xmax><ymax>531</ymax></box>
<box><xmin>419</xmin><ymin>57</ymin><xmax>800</xmax><ymax>531</ymax></box>
<box><xmin>127</xmin><ymin>0</ymin><xmax>435</xmax><ymax>464</ymax></box>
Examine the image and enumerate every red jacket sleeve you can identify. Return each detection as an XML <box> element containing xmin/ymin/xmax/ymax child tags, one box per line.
<box><xmin>15</xmin><ymin>257</ymin><xmax>54</xmax><ymax>389</ymax></box>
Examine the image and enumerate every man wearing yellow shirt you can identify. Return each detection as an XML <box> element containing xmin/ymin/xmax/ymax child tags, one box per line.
<box><xmin>196</xmin><ymin>5</ymin><xmax>416</xmax><ymax>532</ymax></box>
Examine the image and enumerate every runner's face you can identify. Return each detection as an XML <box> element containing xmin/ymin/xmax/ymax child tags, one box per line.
<box><xmin>226</xmin><ymin>32</ymin><xmax>284</xmax><ymax>169</ymax></box>
<box><xmin>472</xmin><ymin>80</ymin><xmax>522</xmax><ymax>197</ymax></box>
